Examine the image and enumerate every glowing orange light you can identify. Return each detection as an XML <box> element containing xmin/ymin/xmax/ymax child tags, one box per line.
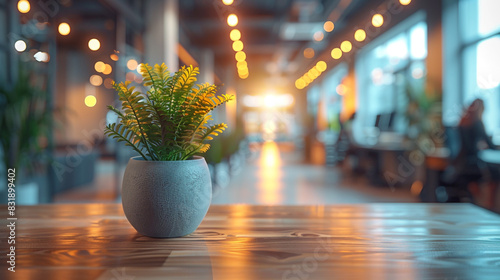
<box><xmin>316</xmin><ymin>61</ymin><xmax>327</xmax><ymax>72</ymax></box>
<box><xmin>295</xmin><ymin>79</ymin><xmax>306</xmax><ymax>89</ymax></box>
<box><xmin>85</xmin><ymin>95</ymin><xmax>97</xmax><ymax>107</ymax></box>
<box><xmin>102</xmin><ymin>64</ymin><xmax>112</xmax><ymax>75</ymax></box>
<box><xmin>232</xmin><ymin>40</ymin><xmax>244</xmax><ymax>52</ymax></box>
<box><xmin>400</xmin><ymin>0</ymin><xmax>411</xmax><ymax>5</ymax></box>
<box><xmin>354</xmin><ymin>29</ymin><xmax>366</xmax><ymax>42</ymax></box>
<box><xmin>227</xmin><ymin>14</ymin><xmax>238</xmax><ymax>27</ymax></box>
<box><xmin>340</xmin><ymin>41</ymin><xmax>352</xmax><ymax>53</ymax></box>
<box><xmin>17</xmin><ymin>0</ymin><xmax>30</xmax><ymax>13</ymax></box>
<box><xmin>127</xmin><ymin>59</ymin><xmax>138</xmax><ymax>71</ymax></box>
<box><xmin>304</xmin><ymin>48</ymin><xmax>315</xmax><ymax>59</ymax></box>
<box><xmin>257</xmin><ymin>141</ymin><xmax>282</xmax><ymax>204</ymax></box>
<box><xmin>324</xmin><ymin>21</ymin><xmax>334</xmax><ymax>32</ymax></box>
<box><xmin>58</xmin><ymin>22</ymin><xmax>70</xmax><ymax>36</ymax></box>
<box><xmin>331</xmin><ymin>48</ymin><xmax>342</xmax><ymax>59</ymax></box>
<box><xmin>88</xmin><ymin>38</ymin><xmax>100</xmax><ymax>51</ymax></box>
<box><xmin>237</xmin><ymin>60</ymin><xmax>247</xmax><ymax>69</ymax></box>
<box><xmin>90</xmin><ymin>75</ymin><xmax>103</xmax><ymax>86</ymax></box>
<box><xmin>372</xmin><ymin>14</ymin><xmax>384</xmax><ymax>27</ymax></box>
<box><xmin>94</xmin><ymin>61</ymin><xmax>105</xmax><ymax>73</ymax></box>
<box><xmin>235</xmin><ymin>51</ymin><xmax>246</xmax><ymax>62</ymax></box>
<box><xmin>230</xmin><ymin>29</ymin><xmax>241</xmax><ymax>41</ymax></box>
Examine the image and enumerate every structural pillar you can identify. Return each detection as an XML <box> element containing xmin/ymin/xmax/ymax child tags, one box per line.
<box><xmin>145</xmin><ymin>0</ymin><xmax>178</xmax><ymax>71</ymax></box>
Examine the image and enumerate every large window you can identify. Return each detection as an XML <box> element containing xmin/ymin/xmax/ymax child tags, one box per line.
<box><xmin>321</xmin><ymin>63</ymin><xmax>348</xmax><ymax>130</ymax></box>
<box><xmin>355</xmin><ymin>13</ymin><xmax>427</xmax><ymax>135</ymax></box>
<box><xmin>460</xmin><ymin>0</ymin><xmax>500</xmax><ymax>136</ymax></box>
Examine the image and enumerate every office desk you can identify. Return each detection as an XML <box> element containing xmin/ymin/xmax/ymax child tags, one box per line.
<box><xmin>351</xmin><ymin>141</ymin><xmax>414</xmax><ymax>186</ymax></box>
<box><xmin>479</xmin><ymin>149</ymin><xmax>500</xmax><ymax>168</ymax></box>
<box><xmin>1</xmin><ymin>204</ymin><xmax>500</xmax><ymax>279</ymax></box>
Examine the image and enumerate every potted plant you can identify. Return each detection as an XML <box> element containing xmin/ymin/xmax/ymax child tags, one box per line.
<box><xmin>105</xmin><ymin>63</ymin><xmax>234</xmax><ymax>238</ymax></box>
<box><xmin>0</xmin><ymin>65</ymin><xmax>51</xmax><ymax>205</ymax></box>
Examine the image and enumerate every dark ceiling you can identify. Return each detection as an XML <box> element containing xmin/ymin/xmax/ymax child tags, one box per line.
<box><xmin>179</xmin><ymin>0</ymin><xmax>371</xmax><ymax>88</ymax></box>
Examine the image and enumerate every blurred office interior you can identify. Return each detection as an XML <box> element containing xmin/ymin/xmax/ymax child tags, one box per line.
<box><xmin>0</xmin><ymin>0</ymin><xmax>499</xmax><ymax>211</ymax></box>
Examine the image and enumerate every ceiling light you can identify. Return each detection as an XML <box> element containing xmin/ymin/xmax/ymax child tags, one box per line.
<box><xmin>316</xmin><ymin>61</ymin><xmax>327</xmax><ymax>72</ymax></box>
<box><xmin>400</xmin><ymin>0</ymin><xmax>411</xmax><ymax>5</ymax></box>
<box><xmin>340</xmin><ymin>41</ymin><xmax>352</xmax><ymax>53</ymax></box>
<box><xmin>230</xmin><ymin>29</ymin><xmax>241</xmax><ymax>41</ymax></box>
<box><xmin>34</xmin><ymin>51</ymin><xmax>49</xmax><ymax>62</ymax></box>
<box><xmin>331</xmin><ymin>48</ymin><xmax>342</xmax><ymax>59</ymax></box>
<box><xmin>237</xmin><ymin>61</ymin><xmax>247</xmax><ymax>69</ymax></box>
<box><xmin>90</xmin><ymin>75</ymin><xmax>103</xmax><ymax>86</ymax></box>
<box><xmin>372</xmin><ymin>14</ymin><xmax>384</xmax><ymax>28</ymax></box>
<box><xmin>323</xmin><ymin>21</ymin><xmax>334</xmax><ymax>32</ymax></box>
<box><xmin>17</xmin><ymin>0</ymin><xmax>30</xmax><ymax>13</ymax></box>
<box><xmin>85</xmin><ymin>95</ymin><xmax>97</xmax><ymax>107</ymax></box>
<box><xmin>102</xmin><ymin>64</ymin><xmax>112</xmax><ymax>75</ymax></box>
<box><xmin>127</xmin><ymin>59</ymin><xmax>138</xmax><ymax>71</ymax></box>
<box><xmin>303</xmin><ymin>48</ymin><xmax>315</xmax><ymax>59</ymax></box>
<box><xmin>94</xmin><ymin>61</ymin><xmax>105</xmax><ymax>72</ymax></box>
<box><xmin>313</xmin><ymin>31</ymin><xmax>324</xmax><ymax>41</ymax></box>
<box><xmin>354</xmin><ymin>29</ymin><xmax>366</xmax><ymax>42</ymax></box>
<box><xmin>14</xmin><ymin>40</ymin><xmax>26</xmax><ymax>52</ymax></box>
<box><xmin>295</xmin><ymin>79</ymin><xmax>306</xmax><ymax>89</ymax></box>
<box><xmin>88</xmin><ymin>38</ymin><xmax>100</xmax><ymax>51</ymax></box>
<box><xmin>58</xmin><ymin>22</ymin><xmax>70</xmax><ymax>36</ymax></box>
<box><xmin>227</xmin><ymin>14</ymin><xmax>238</xmax><ymax>27</ymax></box>
<box><xmin>232</xmin><ymin>40</ymin><xmax>244</xmax><ymax>52</ymax></box>
<box><xmin>222</xmin><ymin>0</ymin><xmax>234</xmax><ymax>5</ymax></box>
<box><xmin>235</xmin><ymin>51</ymin><xmax>246</xmax><ymax>61</ymax></box>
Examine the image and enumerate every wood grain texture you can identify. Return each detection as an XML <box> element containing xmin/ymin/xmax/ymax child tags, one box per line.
<box><xmin>1</xmin><ymin>204</ymin><xmax>500</xmax><ymax>280</ymax></box>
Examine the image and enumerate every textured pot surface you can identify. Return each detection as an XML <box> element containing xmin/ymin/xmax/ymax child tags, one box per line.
<box><xmin>122</xmin><ymin>156</ymin><xmax>212</xmax><ymax>238</ymax></box>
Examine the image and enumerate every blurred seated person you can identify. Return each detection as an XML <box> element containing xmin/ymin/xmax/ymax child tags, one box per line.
<box><xmin>445</xmin><ymin>99</ymin><xmax>499</xmax><ymax>208</ymax></box>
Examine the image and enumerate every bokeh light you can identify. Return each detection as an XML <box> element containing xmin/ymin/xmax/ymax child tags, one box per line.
<box><xmin>94</xmin><ymin>61</ymin><xmax>105</xmax><ymax>72</ymax></box>
<box><xmin>232</xmin><ymin>40</ymin><xmax>244</xmax><ymax>52</ymax></box>
<box><xmin>354</xmin><ymin>29</ymin><xmax>367</xmax><ymax>42</ymax></box>
<box><xmin>235</xmin><ymin>51</ymin><xmax>246</xmax><ymax>61</ymax></box>
<box><xmin>303</xmin><ymin>48</ymin><xmax>315</xmax><ymax>59</ymax></box>
<box><xmin>90</xmin><ymin>75</ymin><xmax>103</xmax><ymax>86</ymax></box>
<box><xmin>316</xmin><ymin>61</ymin><xmax>327</xmax><ymax>72</ymax></box>
<box><xmin>127</xmin><ymin>59</ymin><xmax>138</xmax><ymax>71</ymax></box>
<box><xmin>331</xmin><ymin>48</ymin><xmax>342</xmax><ymax>59</ymax></box>
<box><xmin>102</xmin><ymin>64</ymin><xmax>112</xmax><ymax>75</ymax></box>
<box><xmin>230</xmin><ymin>29</ymin><xmax>241</xmax><ymax>41</ymax></box>
<box><xmin>372</xmin><ymin>14</ymin><xmax>384</xmax><ymax>27</ymax></box>
<box><xmin>17</xmin><ymin>0</ymin><xmax>30</xmax><ymax>13</ymax></box>
<box><xmin>14</xmin><ymin>40</ymin><xmax>26</xmax><ymax>52</ymax></box>
<box><xmin>85</xmin><ymin>95</ymin><xmax>97</xmax><ymax>107</ymax></box>
<box><xmin>313</xmin><ymin>31</ymin><xmax>324</xmax><ymax>41</ymax></box>
<box><xmin>88</xmin><ymin>38</ymin><xmax>100</xmax><ymax>51</ymax></box>
<box><xmin>340</xmin><ymin>40</ymin><xmax>352</xmax><ymax>53</ymax></box>
<box><xmin>323</xmin><ymin>21</ymin><xmax>334</xmax><ymax>32</ymax></box>
<box><xmin>227</xmin><ymin>14</ymin><xmax>238</xmax><ymax>27</ymax></box>
<box><xmin>58</xmin><ymin>22</ymin><xmax>71</xmax><ymax>36</ymax></box>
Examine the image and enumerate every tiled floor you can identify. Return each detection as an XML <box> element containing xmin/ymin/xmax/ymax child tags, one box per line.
<box><xmin>54</xmin><ymin>141</ymin><xmax>418</xmax><ymax>204</ymax></box>
<box><xmin>211</xmin><ymin>141</ymin><xmax>417</xmax><ymax>205</ymax></box>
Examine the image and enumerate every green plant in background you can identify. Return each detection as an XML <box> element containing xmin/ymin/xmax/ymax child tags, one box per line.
<box><xmin>0</xmin><ymin>66</ymin><xmax>51</xmax><ymax>175</ymax></box>
<box><xmin>105</xmin><ymin>63</ymin><xmax>234</xmax><ymax>161</ymax></box>
<box><xmin>405</xmin><ymin>85</ymin><xmax>443</xmax><ymax>144</ymax></box>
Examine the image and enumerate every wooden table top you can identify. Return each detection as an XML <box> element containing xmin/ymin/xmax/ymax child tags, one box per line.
<box><xmin>2</xmin><ymin>203</ymin><xmax>500</xmax><ymax>280</ymax></box>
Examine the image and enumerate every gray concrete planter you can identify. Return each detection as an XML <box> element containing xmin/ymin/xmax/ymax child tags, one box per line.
<box><xmin>122</xmin><ymin>156</ymin><xmax>212</xmax><ymax>238</ymax></box>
